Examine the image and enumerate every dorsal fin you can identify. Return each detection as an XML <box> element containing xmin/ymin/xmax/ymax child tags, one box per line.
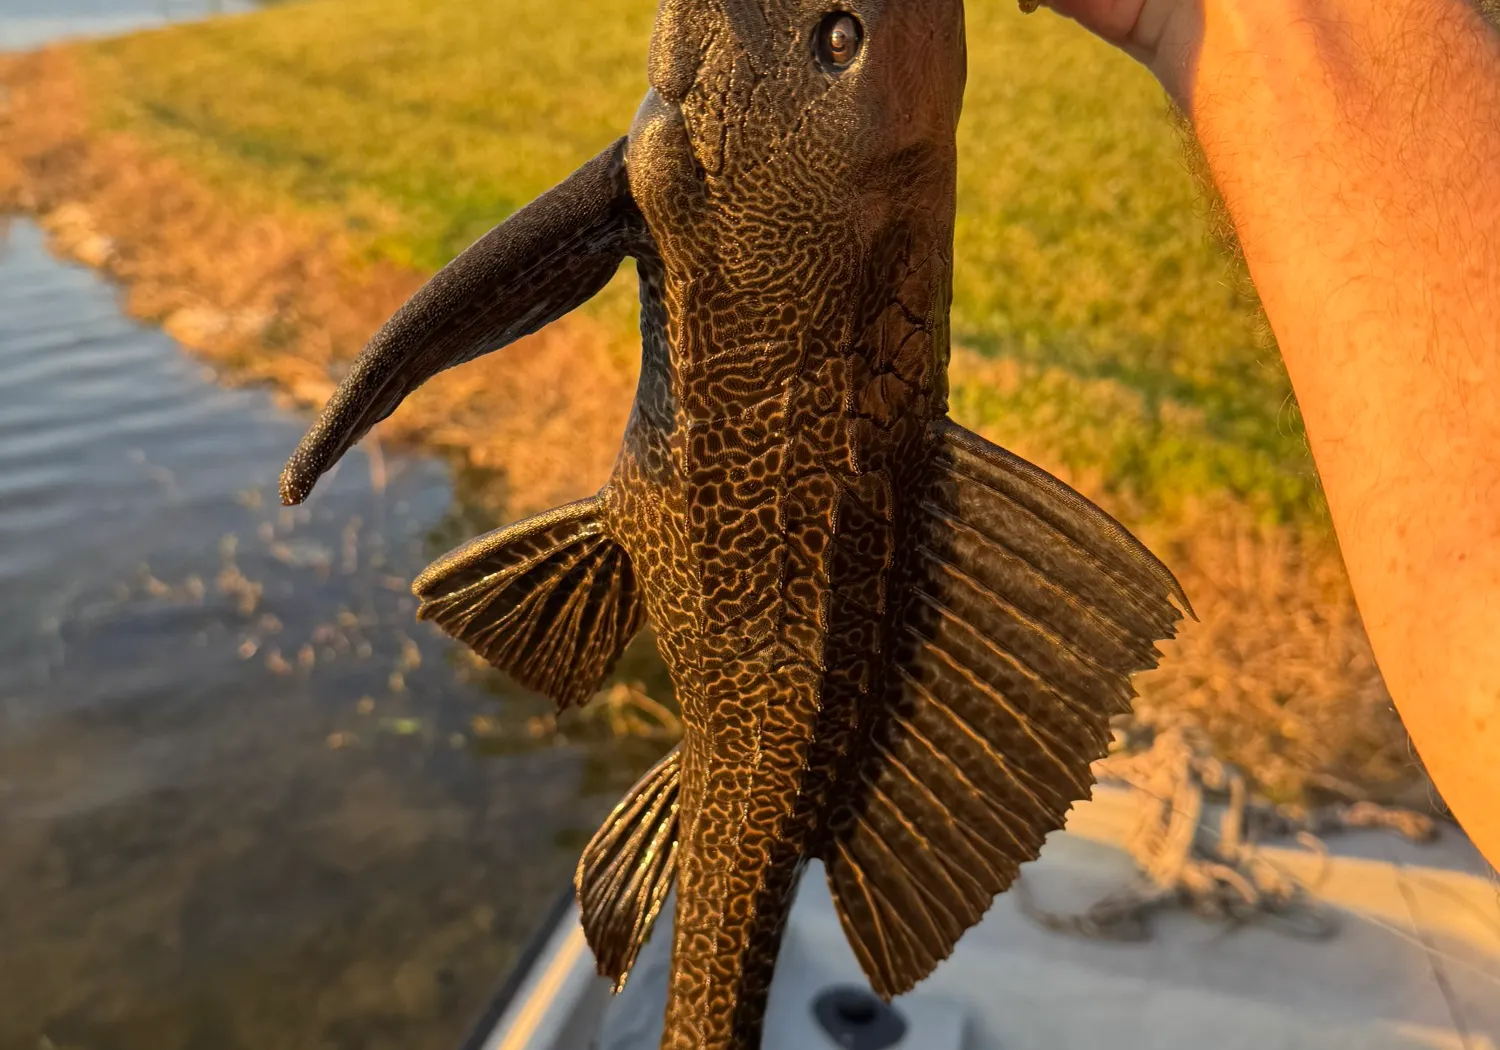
<box><xmin>576</xmin><ymin>744</ymin><xmax>682</xmax><ymax>992</ymax></box>
<box><xmin>412</xmin><ymin>496</ymin><xmax>644</xmax><ymax>710</ymax></box>
<box><xmin>821</xmin><ymin>418</ymin><xmax>1191</xmax><ymax>999</ymax></box>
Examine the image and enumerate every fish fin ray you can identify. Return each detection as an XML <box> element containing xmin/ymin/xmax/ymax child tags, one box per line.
<box><xmin>929</xmin><ymin>417</ymin><xmax>1194</xmax><ymax>622</ymax></box>
<box><xmin>822</xmin><ymin>418</ymin><xmax>1189</xmax><ymax>997</ymax></box>
<box><xmin>575</xmin><ymin>745</ymin><xmax>681</xmax><ymax>992</ymax></box>
<box><xmin>413</xmin><ymin>496</ymin><xmax>644</xmax><ymax>710</ymax></box>
<box><xmin>280</xmin><ymin>137</ymin><xmax>647</xmax><ymax>505</ymax></box>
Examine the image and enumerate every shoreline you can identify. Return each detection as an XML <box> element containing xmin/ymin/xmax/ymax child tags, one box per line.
<box><xmin>0</xmin><ymin>46</ymin><xmax>1432</xmax><ymax>810</ymax></box>
<box><xmin>0</xmin><ymin>47</ymin><xmax>639</xmax><ymax>522</ymax></box>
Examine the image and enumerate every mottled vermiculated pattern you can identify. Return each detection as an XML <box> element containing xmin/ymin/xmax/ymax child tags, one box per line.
<box><xmin>280</xmin><ymin>3</ymin><xmax>1192</xmax><ymax>1049</ymax></box>
<box><xmin>616</xmin><ymin>4</ymin><xmax>976</xmax><ymax>1045</ymax></box>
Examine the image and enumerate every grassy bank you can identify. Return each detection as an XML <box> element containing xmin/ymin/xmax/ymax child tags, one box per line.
<box><xmin>76</xmin><ymin>0</ymin><xmax>1314</xmax><ymax>526</ymax></box>
<box><xmin>0</xmin><ymin>1</ymin><xmax>1425</xmax><ymax>805</ymax></box>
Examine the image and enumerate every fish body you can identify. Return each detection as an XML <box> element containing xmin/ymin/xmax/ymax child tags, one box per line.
<box><xmin>280</xmin><ymin>4</ymin><xmax>1192</xmax><ymax>1049</ymax></box>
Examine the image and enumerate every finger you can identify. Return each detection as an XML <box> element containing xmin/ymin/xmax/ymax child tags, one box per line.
<box><xmin>1034</xmin><ymin>0</ymin><xmax>1148</xmax><ymax>44</ymax></box>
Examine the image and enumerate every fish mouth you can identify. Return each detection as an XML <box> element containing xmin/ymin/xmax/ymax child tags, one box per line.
<box><xmin>629</xmin><ymin>87</ymin><xmax>679</xmax><ymax>140</ymax></box>
<box><xmin>626</xmin><ymin>87</ymin><xmax>712</xmax><ymax>202</ymax></box>
<box><xmin>627</xmin><ymin>88</ymin><xmax>691</xmax><ymax>168</ymax></box>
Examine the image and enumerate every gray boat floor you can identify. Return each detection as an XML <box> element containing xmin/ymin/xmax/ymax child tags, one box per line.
<box><xmin>482</xmin><ymin>786</ymin><xmax>1500</xmax><ymax>1050</ymax></box>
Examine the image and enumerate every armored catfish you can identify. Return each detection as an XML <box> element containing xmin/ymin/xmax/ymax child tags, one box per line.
<box><xmin>279</xmin><ymin>2</ymin><xmax>1194</xmax><ymax>1048</ymax></box>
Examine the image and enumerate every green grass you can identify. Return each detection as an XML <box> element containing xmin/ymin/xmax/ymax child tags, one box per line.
<box><xmin>78</xmin><ymin>0</ymin><xmax>1322</xmax><ymax>526</ymax></box>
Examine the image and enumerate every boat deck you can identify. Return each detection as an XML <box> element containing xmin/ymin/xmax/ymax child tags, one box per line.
<box><xmin>471</xmin><ymin>786</ymin><xmax>1500</xmax><ymax>1050</ymax></box>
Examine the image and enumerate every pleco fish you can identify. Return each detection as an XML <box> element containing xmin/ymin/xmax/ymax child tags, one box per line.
<box><xmin>280</xmin><ymin>2</ymin><xmax>1194</xmax><ymax>1048</ymax></box>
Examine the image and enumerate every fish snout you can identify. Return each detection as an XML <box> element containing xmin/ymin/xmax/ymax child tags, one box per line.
<box><xmin>627</xmin><ymin>89</ymin><xmax>708</xmax><ymax>208</ymax></box>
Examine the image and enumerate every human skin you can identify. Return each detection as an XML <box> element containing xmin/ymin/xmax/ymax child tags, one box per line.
<box><xmin>1037</xmin><ymin>0</ymin><xmax>1500</xmax><ymax>868</ymax></box>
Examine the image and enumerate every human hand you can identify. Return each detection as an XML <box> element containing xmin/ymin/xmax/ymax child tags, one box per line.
<box><xmin>1021</xmin><ymin>0</ymin><xmax>1205</xmax><ymax>107</ymax></box>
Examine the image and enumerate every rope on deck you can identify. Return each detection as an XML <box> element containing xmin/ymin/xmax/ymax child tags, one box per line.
<box><xmin>1015</xmin><ymin>724</ymin><xmax>1437</xmax><ymax>942</ymax></box>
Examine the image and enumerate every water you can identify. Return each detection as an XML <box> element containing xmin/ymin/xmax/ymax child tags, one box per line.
<box><xmin>0</xmin><ymin>188</ymin><xmax>658</xmax><ymax>1050</ymax></box>
<box><xmin>0</xmin><ymin>0</ymin><xmax>257</xmax><ymax>52</ymax></box>
<box><xmin>5</xmin><ymin>6</ymin><xmax>669</xmax><ymax>1046</ymax></box>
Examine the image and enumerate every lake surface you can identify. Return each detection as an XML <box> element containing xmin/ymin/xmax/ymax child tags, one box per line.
<box><xmin>0</xmin><ymin>23</ymin><xmax>665</xmax><ymax>1042</ymax></box>
<box><xmin>0</xmin><ymin>0</ymin><xmax>256</xmax><ymax>52</ymax></box>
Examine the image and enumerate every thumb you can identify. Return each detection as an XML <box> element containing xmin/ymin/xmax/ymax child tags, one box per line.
<box><xmin>1022</xmin><ymin>0</ymin><xmax>1194</xmax><ymax>94</ymax></box>
<box><xmin>1028</xmin><ymin>0</ymin><xmax>1149</xmax><ymax>44</ymax></box>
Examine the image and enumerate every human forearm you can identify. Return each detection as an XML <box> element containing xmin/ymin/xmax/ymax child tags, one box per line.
<box><xmin>1165</xmin><ymin>1</ymin><xmax>1500</xmax><ymax>859</ymax></box>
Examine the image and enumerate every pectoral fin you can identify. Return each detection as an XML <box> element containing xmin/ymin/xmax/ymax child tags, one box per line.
<box><xmin>413</xmin><ymin>496</ymin><xmax>644</xmax><ymax>710</ymax></box>
<box><xmin>280</xmin><ymin>137</ymin><xmax>645</xmax><ymax>505</ymax></box>
<box><xmin>822</xmin><ymin>418</ymin><xmax>1192</xmax><ymax>999</ymax></box>
<box><xmin>576</xmin><ymin>744</ymin><xmax>681</xmax><ymax>992</ymax></box>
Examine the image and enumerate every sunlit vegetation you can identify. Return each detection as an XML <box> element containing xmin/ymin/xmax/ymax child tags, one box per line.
<box><xmin>77</xmin><ymin>0</ymin><xmax>1318</xmax><ymax>526</ymax></box>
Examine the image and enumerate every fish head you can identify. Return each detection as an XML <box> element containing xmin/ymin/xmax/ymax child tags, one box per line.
<box><xmin>628</xmin><ymin>0</ymin><xmax>968</xmax><ymax>282</ymax></box>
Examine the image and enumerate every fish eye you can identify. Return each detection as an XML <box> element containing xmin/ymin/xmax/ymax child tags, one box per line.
<box><xmin>815</xmin><ymin>12</ymin><xmax>863</xmax><ymax>72</ymax></box>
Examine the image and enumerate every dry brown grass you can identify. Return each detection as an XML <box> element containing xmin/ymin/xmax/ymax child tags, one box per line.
<box><xmin>0</xmin><ymin>50</ymin><xmax>1429</xmax><ymax>809</ymax></box>
<box><xmin>1137</xmin><ymin>516</ymin><xmax>1423</xmax><ymax>808</ymax></box>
